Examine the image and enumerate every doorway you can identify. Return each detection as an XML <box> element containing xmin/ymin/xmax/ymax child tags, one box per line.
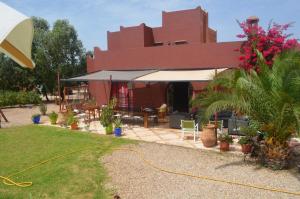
<box><xmin>167</xmin><ymin>82</ymin><xmax>191</xmax><ymax>113</ymax></box>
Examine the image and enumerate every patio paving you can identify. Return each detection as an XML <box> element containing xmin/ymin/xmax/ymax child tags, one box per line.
<box><xmin>85</xmin><ymin>120</ymin><xmax>243</xmax><ymax>154</ymax></box>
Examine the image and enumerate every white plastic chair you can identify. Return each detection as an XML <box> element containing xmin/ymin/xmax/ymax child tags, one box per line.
<box><xmin>180</xmin><ymin>120</ymin><xmax>199</xmax><ymax>142</ymax></box>
<box><xmin>209</xmin><ymin>120</ymin><xmax>223</xmax><ymax>135</ymax></box>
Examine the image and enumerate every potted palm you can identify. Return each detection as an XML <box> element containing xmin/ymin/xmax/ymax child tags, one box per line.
<box><xmin>48</xmin><ymin>111</ymin><xmax>58</xmax><ymax>125</ymax></box>
<box><xmin>218</xmin><ymin>133</ymin><xmax>233</xmax><ymax>152</ymax></box>
<box><xmin>114</xmin><ymin>118</ymin><xmax>122</xmax><ymax>137</ymax></box>
<box><xmin>32</xmin><ymin>114</ymin><xmax>41</xmax><ymax>124</ymax></box>
<box><xmin>100</xmin><ymin>98</ymin><xmax>116</xmax><ymax>135</ymax></box>
<box><xmin>67</xmin><ymin>112</ymin><xmax>78</xmax><ymax>130</ymax></box>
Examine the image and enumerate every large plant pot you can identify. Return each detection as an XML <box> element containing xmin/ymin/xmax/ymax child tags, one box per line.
<box><xmin>114</xmin><ymin>127</ymin><xmax>122</xmax><ymax>137</ymax></box>
<box><xmin>241</xmin><ymin>144</ymin><xmax>252</xmax><ymax>154</ymax></box>
<box><xmin>220</xmin><ymin>141</ymin><xmax>230</xmax><ymax>152</ymax></box>
<box><xmin>201</xmin><ymin>124</ymin><xmax>217</xmax><ymax>147</ymax></box>
<box><xmin>105</xmin><ymin>124</ymin><xmax>113</xmax><ymax>135</ymax></box>
<box><xmin>70</xmin><ymin>123</ymin><xmax>78</xmax><ymax>130</ymax></box>
<box><xmin>32</xmin><ymin>116</ymin><xmax>40</xmax><ymax>124</ymax></box>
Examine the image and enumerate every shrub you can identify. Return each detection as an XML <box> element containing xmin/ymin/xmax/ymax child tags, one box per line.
<box><xmin>218</xmin><ymin>133</ymin><xmax>233</xmax><ymax>144</ymax></box>
<box><xmin>0</xmin><ymin>90</ymin><xmax>41</xmax><ymax>107</ymax></box>
<box><xmin>66</xmin><ymin>112</ymin><xmax>78</xmax><ymax>125</ymax></box>
<box><xmin>100</xmin><ymin>98</ymin><xmax>116</xmax><ymax>127</ymax></box>
<box><xmin>39</xmin><ymin>103</ymin><xmax>47</xmax><ymax>115</ymax></box>
<box><xmin>49</xmin><ymin>111</ymin><xmax>58</xmax><ymax>125</ymax></box>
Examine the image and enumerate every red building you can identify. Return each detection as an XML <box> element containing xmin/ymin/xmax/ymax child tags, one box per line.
<box><xmin>83</xmin><ymin>6</ymin><xmax>241</xmax><ymax>112</ymax></box>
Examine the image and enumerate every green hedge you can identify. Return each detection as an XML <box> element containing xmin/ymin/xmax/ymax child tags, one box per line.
<box><xmin>0</xmin><ymin>91</ymin><xmax>42</xmax><ymax>107</ymax></box>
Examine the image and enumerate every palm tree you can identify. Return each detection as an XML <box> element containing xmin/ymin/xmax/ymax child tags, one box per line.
<box><xmin>193</xmin><ymin>50</ymin><xmax>300</xmax><ymax>169</ymax></box>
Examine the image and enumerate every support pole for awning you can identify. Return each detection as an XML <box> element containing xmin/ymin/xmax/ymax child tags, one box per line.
<box><xmin>214</xmin><ymin>69</ymin><xmax>218</xmax><ymax>145</ymax></box>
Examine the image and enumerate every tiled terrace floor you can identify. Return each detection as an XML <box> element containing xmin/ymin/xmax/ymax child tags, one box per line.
<box><xmin>87</xmin><ymin>121</ymin><xmax>243</xmax><ymax>154</ymax></box>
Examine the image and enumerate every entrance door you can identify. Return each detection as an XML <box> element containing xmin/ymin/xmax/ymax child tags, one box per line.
<box><xmin>170</xmin><ymin>82</ymin><xmax>190</xmax><ymax>112</ymax></box>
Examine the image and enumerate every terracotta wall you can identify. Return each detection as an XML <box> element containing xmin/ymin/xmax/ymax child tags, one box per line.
<box><xmin>86</xmin><ymin>6</ymin><xmax>242</xmax><ymax>106</ymax></box>
<box><xmin>87</xmin><ymin>41</ymin><xmax>241</xmax><ymax>72</ymax></box>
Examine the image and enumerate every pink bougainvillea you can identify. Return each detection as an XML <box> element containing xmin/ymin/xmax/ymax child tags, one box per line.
<box><xmin>237</xmin><ymin>20</ymin><xmax>299</xmax><ymax>71</ymax></box>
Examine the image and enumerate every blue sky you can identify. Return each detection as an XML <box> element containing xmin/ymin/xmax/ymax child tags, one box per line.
<box><xmin>2</xmin><ymin>0</ymin><xmax>300</xmax><ymax>51</ymax></box>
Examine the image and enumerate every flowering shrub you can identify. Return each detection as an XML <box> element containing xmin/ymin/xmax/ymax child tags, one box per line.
<box><xmin>237</xmin><ymin>20</ymin><xmax>299</xmax><ymax>71</ymax></box>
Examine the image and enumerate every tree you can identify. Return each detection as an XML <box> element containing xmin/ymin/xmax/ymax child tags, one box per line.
<box><xmin>193</xmin><ymin>50</ymin><xmax>300</xmax><ymax>169</ymax></box>
<box><xmin>0</xmin><ymin>17</ymin><xmax>87</xmax><ymax>100</ymax></box>
<box><xmin>48</xmin><ymin>19</ymin><xmax>85</xmax><ymax>78</ymax></box>
<box><xmin>237</xmin><ymin>21</ymin><xmax>299</xmax><ymax>71</ymax></box>
<box><xmin>31</xmin><ymin>17</ymin><xmax>54</xmax><ymax>100</ymax></box>
<box><xmin>0</xmin><ymin>54</ymin><xmax>35</xmax><ymax>91</ymax></box>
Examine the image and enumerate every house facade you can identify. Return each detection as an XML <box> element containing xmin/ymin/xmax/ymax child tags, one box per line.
<box><xmin>86</xmin><ymin>6</ymin><xmax>241</xmax><ymax>112</ymax></box>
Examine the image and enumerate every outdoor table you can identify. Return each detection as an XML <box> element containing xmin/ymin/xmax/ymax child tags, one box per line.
<box><xmin>142</xmin><ymin>108</ymin><xmax>154</xmax><ymax>128</ymax></box>
<box><xmin>83</xmin><ymin>104</ymin><xmax>101</xmax><ymax>122</ymax></box>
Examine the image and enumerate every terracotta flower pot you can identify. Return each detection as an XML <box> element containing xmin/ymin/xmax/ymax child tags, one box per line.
<box><xmin>201</xmin><ymin>124</ymin><xmax>217</xmax><ymax>147</ymax></box>
<box><xmin>220</xmin><ymin>141</ymin><xmax>230</xmax><ymax>152</ymax></box>
<box><xmin>241</xmin><ymin>144</ymin><xmax>252</xmax><ymax>154</ymax></box>
<box><xmin>71</xmin><ymin>123</ymin><xmax>78</xmax><ymax>130</ymax></box>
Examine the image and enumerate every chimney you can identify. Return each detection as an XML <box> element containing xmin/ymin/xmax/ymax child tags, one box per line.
<box><xmin>247</xmin><ymin>16</ymin><xmax>259</xmax><ymax>34</ymax></box>
<box><xmin>247</xmin><ymin>16</ymin><xmax>259</xmax><ymax>26</ymax></box>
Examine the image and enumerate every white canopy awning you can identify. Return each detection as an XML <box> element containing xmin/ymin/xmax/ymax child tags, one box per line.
<box><xmin>63</xmin><ymin>68</ymin><xmax>229</xmax><ymax>82</ymax></box>
<box><xmin>0</xmin><ymin>2</ymin><xmax>35</xmax><ymax>68</ymax></box>
<box><xmin>62</xmin><ymin>70</ymin><xmax>157</xmax><ymax>82</ymax></box>
<box><xmin>135</xmin><ymin>68</ymin><xmax>227</xmax><ymax>82</ymax></box>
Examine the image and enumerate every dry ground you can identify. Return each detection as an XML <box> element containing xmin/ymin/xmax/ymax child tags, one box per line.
<box><xmin>103</xmin><ymin>142</ymin><xmax>300</xmax><ymax>199</ymax></box>
<box><xmin>0</xmin><ymin>103</ymin><xmax>59</xmax><ymax>128</ymax></box>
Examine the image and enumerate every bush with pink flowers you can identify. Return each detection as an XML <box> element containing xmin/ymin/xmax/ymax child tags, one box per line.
<box><xmin>237</xmin><ymin>20</ymin><xmax>299</xmax><ymax>71</ymax></box>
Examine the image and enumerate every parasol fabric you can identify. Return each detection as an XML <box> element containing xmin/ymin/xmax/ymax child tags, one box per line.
<box><xmin>0</xmin><ymin>2</ymin><xmax>35</xmax><ymax>68</ymax></box>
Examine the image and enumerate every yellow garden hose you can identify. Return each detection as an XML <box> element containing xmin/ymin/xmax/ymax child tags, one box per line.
<box><xmin>1</xmin><ymin>146</ymin><xmax>300</xmax><ymax>197</ymax></box>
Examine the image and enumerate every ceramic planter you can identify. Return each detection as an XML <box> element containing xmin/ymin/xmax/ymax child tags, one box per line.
<box><xmin>241</xmin><ymin>144</ymin><xmax>252</xmax><ymax>154</ymax></box>
<box><xmin>201</xmin><ymin>124</ymin><xmax>217</xmax><ymax>147</ymax></box>
<box><xmin>114</xmin><ymin>127</ymin><xmax>122</xmax><ymax>137</ymax></box>
<box><xmin>70</xmin><ymin>122</ymin><xmax>78</xmax><ymax>130</ymax></box>
<box><xmin>220</xmin><ymin>141</ymin><xmax>230</xmax><ymax>152</ymax></box>
<box><xmin>32</xmin><ymin>116</ymin><xmax>40</xmax><ymax>124</ymax></box>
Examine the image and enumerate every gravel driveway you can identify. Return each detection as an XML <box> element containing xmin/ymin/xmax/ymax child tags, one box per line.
<box><xmin>102</xmin><ymin>142</ymin><xmax>300</xmax><ymax>199</ymax></box>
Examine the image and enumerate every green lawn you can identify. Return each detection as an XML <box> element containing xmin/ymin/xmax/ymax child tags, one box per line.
<box><xmin>0</xmin><ymin>125</ymin><xmax>135</xmax><ymax>199</ymax></box>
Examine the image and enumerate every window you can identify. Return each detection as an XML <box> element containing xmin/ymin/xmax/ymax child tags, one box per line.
<box><xmin>153</xmin><ymin>42</ymin><xmax>163</xmax><ymax>46</ymax></box>
<box><xmin>174</xmin><ymin>40</ymin><xmax>188</xmax><ymax>45</ymax></box>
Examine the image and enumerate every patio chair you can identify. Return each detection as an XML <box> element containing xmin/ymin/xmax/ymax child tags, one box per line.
<box><xmin>180</xmin><ymin>120</ymin><xmax>199</xmax><ymax>142</ymax></box>
<box><xmin>209</xmin><ymin>120</ymin><xmax>223</xmax><ymax>135</ymax></box>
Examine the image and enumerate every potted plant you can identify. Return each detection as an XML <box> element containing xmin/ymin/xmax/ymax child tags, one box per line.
<box><xmin>67</xmin><ymin>112</ymin><xmax>79</xmax><ymax>130</ymax></box>
<box><xmin>218</xmin><ymin>133</ymin><xmax>233</xmax><ymax>152</ymax></box>
<box><xmin>48</xmin><ymin>111</ymin><xmax>58</xmax><ymax>125</ymax></box>
<box><xmin>114</xmin><ymin>118</ymin><xmax>122</xmax><ymax>137</ymax></box>
<box><xmin>100</xmin><ymin>98</ymin><xmax>116</xmax><ymax>134</ymax></box>
<box><xmin>39</xmin><ymin>103</ymin><xmax>47</xmax><ymax>115</ymax></box>
<box><xmin>32</xmin><ymin>114</ymin><xmax>41</xmax><ymax>124</ymax></box>
<box><xmin>238</xmin><ymin>136</ymin><xmax>253</xmax><ymax>154</ymax></box>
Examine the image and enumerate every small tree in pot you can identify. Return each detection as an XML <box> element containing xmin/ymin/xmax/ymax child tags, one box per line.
<box><xmin>218</xmin><ymin>133</ymin><xmax>233</xmax><ymax>152</ymax></box>
<box><xmin>100</xmin><ymin>98</ymin><xmax>116</xmax><ymax>135</ymax></box>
